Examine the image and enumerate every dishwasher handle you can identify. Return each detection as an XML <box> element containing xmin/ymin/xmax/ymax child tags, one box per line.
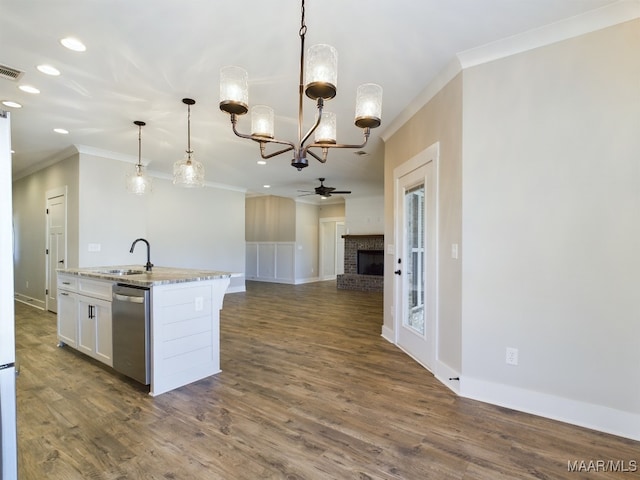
<box><xmin>113</xmin><ymin>293</ymin><xmax>145</xmax><ymax>303</ymax></box>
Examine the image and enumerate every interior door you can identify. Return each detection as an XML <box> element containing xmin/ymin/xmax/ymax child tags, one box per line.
<box><xmin>395</xmin><ymin>161</ymin><xmax>436</xmax><ymax>370</ymax></box>
<box><xmin>46</xmin><ymin>190</ymin><xmax>67</xmax><ymax>313</ymax></box>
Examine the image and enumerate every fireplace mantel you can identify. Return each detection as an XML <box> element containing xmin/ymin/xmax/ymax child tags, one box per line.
<box><xmin>342</xmin><ymin>234</ymin><xmax>384</xmax><ymax>239</ymax></box>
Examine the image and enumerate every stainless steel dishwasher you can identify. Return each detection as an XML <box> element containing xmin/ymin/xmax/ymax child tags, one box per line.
<box><xmin>112</xmin><ymin>284</ymin><xmax>150</xmax><ymax>385</ymax></box>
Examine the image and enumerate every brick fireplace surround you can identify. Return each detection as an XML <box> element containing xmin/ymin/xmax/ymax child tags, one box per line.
<box><xmin>337</xmin><ymin>234</ymin><xmax>384</xmax><ymax>292</ymax></box>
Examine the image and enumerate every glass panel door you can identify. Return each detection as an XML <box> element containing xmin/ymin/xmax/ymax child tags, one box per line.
<box><xmin>404</xmin><ymin>184</ymin><xmax>425</xmax><ymax>336</ymax></box>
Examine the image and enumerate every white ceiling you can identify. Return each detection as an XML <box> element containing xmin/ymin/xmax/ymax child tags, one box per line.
<box><xmin>0</xmin><ymin>0</ymin><xmax>620</xmax><ymax>202</ymax></box>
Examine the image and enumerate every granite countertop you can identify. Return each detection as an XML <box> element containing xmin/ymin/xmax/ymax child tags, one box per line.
<box><xmin>57</xmin><ymin>265</ymin><xmax>236</xmax><ymax>287</ymax></box>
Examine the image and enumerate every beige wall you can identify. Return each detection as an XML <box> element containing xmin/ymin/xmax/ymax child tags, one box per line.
<box><xmin>318</xmin><ymin>202</ymin><xmax>345</xmax><ymax>219</ymax></box>
<box><xmin>383</xmin><ymin>72</ymin><xmax>463</xmax><ymax>376</ymax></box>
<box><xmin>245</xmin><ymin>195</ymin><xmax>296</xmax><ymax>242</ymax></box>
<box><xmin>461</xmin><ymin>19</ymin><xmax>640</xmax><ymax>420</ymax></box>
<box><xmin>384</xmin><ymin>17</ymin><xmax>639</xmax><ymax>439</ymax></box>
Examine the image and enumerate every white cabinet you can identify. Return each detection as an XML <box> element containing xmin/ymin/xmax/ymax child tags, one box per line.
<box><xmin>78</xmin><ymin>296</ymin><xmax>112</xmax><ymax>366</ymax></box>
<box><xmin>57</xmin><ymin>274</ymin><xmax>113</xmax><ymax>367</ymax></box>
<box><xmin>57</xmin><ymin>289</ymin><xmax>78</xmax><ymax>347</ymax></box>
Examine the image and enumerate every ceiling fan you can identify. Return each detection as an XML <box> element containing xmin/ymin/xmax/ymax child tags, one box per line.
<box><xmin>298</xmin><ymin>178</ymin><xmax>352</xmax><ymax>198</ymax></box>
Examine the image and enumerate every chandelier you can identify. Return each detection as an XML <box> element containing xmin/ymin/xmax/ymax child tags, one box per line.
<box><xmin>218</xmin><ymin>0</ymin><xmax>382</xmax><ymax>170</ymax></box>
<box><xmin>173</xmin><ymin>98</ymin><xmax>205</xmax><ymax>187</ymax></box>
<box><xmin>126</xmin><ymin>120</ymin><xmax>152</xmax><ymax>195</ymax></box>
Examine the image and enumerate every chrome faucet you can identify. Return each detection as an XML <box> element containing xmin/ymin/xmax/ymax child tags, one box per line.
<box><xmin>130</xmin><ymin>238</ymin><xmax>153</xmax><ymax>272</ymax></box>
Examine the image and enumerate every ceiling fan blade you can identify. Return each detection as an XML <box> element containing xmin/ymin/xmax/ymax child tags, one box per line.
<box><xmin>330</xmin><ymin>190</ymin><xmax>351</xmax><ymax>194</ymax></box>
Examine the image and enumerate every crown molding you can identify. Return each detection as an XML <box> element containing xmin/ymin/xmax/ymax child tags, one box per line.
<box><xmin>381</xmin><ymin>0</ymin><xmax>639</xmax><ymax>143</ymax></box>
<box><xmin>380</xmin><ymin>57</ymin><xmax>462</xmax><ymax>142</ymax></box>
<box><xmin>457</xmin><ymin>0</ymin><xmax>640</xmax><ymax>69</ymax></box>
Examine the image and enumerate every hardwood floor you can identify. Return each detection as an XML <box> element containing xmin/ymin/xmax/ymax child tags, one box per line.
<box><xmin>15</xmin><ymin>281</ymin><xmax>638</xmax><ymax>479</ymax></box>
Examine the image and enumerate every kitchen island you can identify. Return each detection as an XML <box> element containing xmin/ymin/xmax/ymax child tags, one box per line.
<box><xmin>56</xmin><ymin>266</ymin><xmax>234</xmax><ymax>396</ymax></box>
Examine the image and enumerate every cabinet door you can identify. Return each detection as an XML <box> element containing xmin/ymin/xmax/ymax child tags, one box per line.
<box><xmin>57</xmin><ymin>291</ymin><xmax>78</xmax><ymax>347</ymax></box>
<box><xmin>77</xmin><ymin>298</ymin><xmax>95</xmax><ymax>357</ymax></box>
<box><xmin>94</xmin><ymin>299</ymin><xmax>112</xmax><ymax>367</ymax></box>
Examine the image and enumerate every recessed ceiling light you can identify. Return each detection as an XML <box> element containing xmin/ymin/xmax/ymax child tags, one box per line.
<box><xmin>54</xmin><ymin>128</ymin><xmax>69</xmax><ymax>134</ymax></box>
<box><xmin>37</xmin><ymin>64</ymin><xmax>61</xmax><ymax>76</ymax></box>
<box><xmin>18</xmin><ymin>85</ymin><xmax>40</xmax><ymax>94</ymax></box>
<box><xmin>263</xmin><ymin>184</ymin><xmax>270</xmax><ymax>188</ymax></box>
<box><xmin>60</xmin><ymin>37</ymin><xmax>86</xmax><ymax>52</ymax></box>
<box><xmin>257</xmin><ymin>160</ymin><xmax>267</xmax><ymax>165</ymax></box>
<box><xmin>1</xmin><ymin>100</ymin><xmax>22</xmax><ymax>108</ymax></box>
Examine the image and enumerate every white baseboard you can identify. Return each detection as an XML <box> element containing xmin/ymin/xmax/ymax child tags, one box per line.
<box><xmin>226</xmin><ymin>285</ymin><xmax>246</xmax><ymax>293</ymax></box>
<box><xmin>379</xmin><ymin>326</ymin><xmax>638</xmax><ymax>441</ymax></box>
<box><xmin>461</xmin><ymin>377</ymin><xmax>640</xmax><ymax>442</ymax></box>
<box><xmin>381</xmin><ymin>325</ymin><xmax>394</xmax><ymax>343</ymax></box>
<box><xmin>294</xmin><ymin>276</ymin><xmax>321</xmax><ymax>285</ymax></box>
<box><xmin>14</xmin><ymin>293</ymin><xmax>45</xmax><ymax>310</ymax></box>
<box><xmin>434</xmin><ymin>361</ymin><xmax>461</xmax><ymax>395</ymax></box>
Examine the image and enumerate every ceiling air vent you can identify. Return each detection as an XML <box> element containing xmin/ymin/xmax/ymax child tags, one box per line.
<box><xmin>0</xmin><ymin>64</ymin><xmax>24</xmax><ymax>81</ymax></box>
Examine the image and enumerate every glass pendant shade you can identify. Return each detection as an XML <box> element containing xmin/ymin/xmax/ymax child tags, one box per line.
<box><xmin>173</xmin><ymin>98</ymin><xmax>205</xmax><ymax>188</ymax></box>
<box><xmin>314</xmin><ymin>112</ymin><xmax>336</xmax><ymax>144</ymax></box>
<box><xmin>173</xmin><ymin>155</ymin><xmax>205</xmax><ymax>188</ymax></box>
<box><xmin>251</xmin><ymin>105</ymin><xmax>275</xmax><ymax>138</ymax></box>
<box><xmin>355</xmin><ymin>83</ymin><xmax>383</xmax><ymax>129</ymax></box>
<box><xmin>219</xmin><ymin>66</ymin><xmax>249</xmax><ymax>115</ymax></box>
<box><xmin>127</xmin><ymin>120</ymin><xmax>152</xmax><ymax>195</ymax></box>
<box><xmin>127</xmin><ymin>164</ymin><xmax>152</xmax><ymax>195</ymax></box>
<box><xmin>304</xmin><ymin>44</ymin><xmax>337</xmax><ymax>100</ymax></box>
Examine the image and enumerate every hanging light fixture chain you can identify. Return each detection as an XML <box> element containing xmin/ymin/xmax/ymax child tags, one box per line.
<box><xmin>299</xmin><ymin>0</ymin><xmax>307</xmax><ymax>38</ymax></box>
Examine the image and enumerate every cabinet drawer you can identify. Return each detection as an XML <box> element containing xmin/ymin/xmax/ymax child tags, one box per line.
<box><xmin>78</xmin><ymin>278</ymin><xmax>113</xmax><ymax>301</ymax></box>
<box><xmin>57</xmin><ymin>275</ymin><xmax>78</xmax><ymax>292</ymax></box>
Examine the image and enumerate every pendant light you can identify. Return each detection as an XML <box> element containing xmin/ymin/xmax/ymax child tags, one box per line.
<box><xmin>173</xmin><ymin>98</ymin><xmax>205</xmax><ymax>187</ymax></box>
<box><xmin>126</xmin><ymin>120</ymin><xmax>152</xmax><ymax>195</ymax></box>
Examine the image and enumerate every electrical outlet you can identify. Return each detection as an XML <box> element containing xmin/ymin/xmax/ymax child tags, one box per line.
<box><xmin>506</xmin><ymin>347</ymin><xmax>519</xmax><ymax>366</ymax></box>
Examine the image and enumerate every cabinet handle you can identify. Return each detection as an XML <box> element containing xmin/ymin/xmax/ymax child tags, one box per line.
<box><xmin>62</xmin><ymin>282</ymin><xmax>71</xmax><ymax>285</ymax></box>
<box><xmin>60</xmin><ymin>292</ymin><xmax>69</xmax><ymax>296</ymax></box>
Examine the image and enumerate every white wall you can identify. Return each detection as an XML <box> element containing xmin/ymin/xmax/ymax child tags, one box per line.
<box><xmin>78</xmin><ymin>153</ymin><xmax>246</xmax><ymax>291</ymax></box>
<box><xmin>13</xmin><ymin>150</ymin><xmax>246</xmax><ymax>298</ymax></box>
<box><xmin>460</xmin><ymin>19</ymin><xmax>640</xmax><ymax>438</ymax></box>
<box><xmin>345</xmin><ymin>196</ymin><xmax>384</xmax><ymax>234</ymax></box>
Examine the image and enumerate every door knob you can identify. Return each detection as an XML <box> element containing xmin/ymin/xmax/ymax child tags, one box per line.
<box><xmin>394</xmin><ymin>269</ymin><xmax>401</xmax><ymax>275</ymax></box>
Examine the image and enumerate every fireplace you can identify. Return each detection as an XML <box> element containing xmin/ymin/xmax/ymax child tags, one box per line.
<box><xmin>357</xmin><ymin>250</ymin><xmax>384</xmax><ymax>276</ymax></box>
<box><xmin>337</xmin><ymin>234</ymin><xmax>384</xmax><ymax>292</ymax></box>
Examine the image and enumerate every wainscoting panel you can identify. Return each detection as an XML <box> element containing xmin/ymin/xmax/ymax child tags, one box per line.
<box><xmin>246</xmin><ymin>242</ymin><xmax>296</xmax><ymax>284</ymax></box>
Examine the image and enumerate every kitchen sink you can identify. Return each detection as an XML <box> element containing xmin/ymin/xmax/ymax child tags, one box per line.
<box><xmin>93</xmin><ymin>269</ymin><xmax>145</xmax><ymax>276</ymax></box>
